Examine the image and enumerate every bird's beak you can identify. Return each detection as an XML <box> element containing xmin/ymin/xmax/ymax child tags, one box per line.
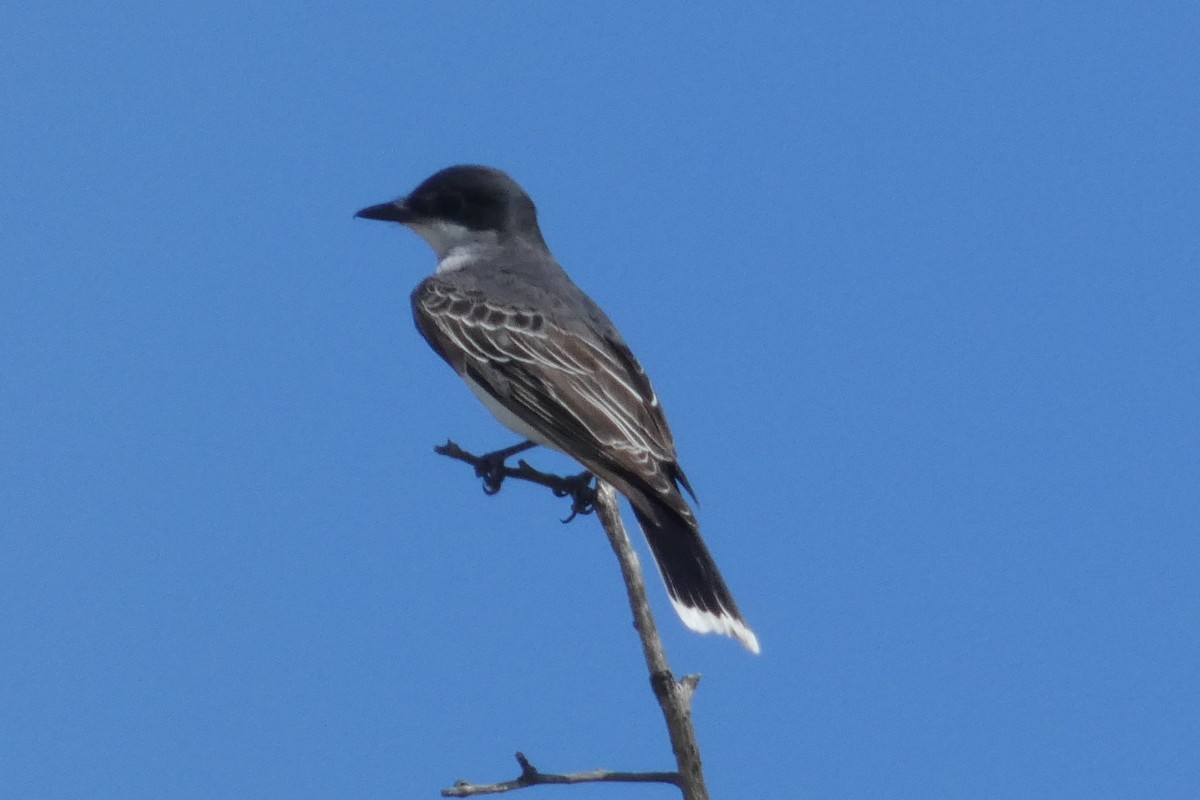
<box><xmin>354</xmin><ymin>199</ymin><xmax>413</xmax><ymax>223</ymax></box>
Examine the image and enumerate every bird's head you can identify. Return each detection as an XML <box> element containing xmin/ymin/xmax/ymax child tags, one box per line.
<box><xmin>356</xmin><ymin>165</ymin><xmax>544</xmax><ymax>258</ymax></box>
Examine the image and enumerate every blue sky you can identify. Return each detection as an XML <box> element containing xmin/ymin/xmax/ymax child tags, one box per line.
<box><xmin>2</xmin><ymin>4</ymin><xmax>1197</xmax><ymax>799</ymax></box>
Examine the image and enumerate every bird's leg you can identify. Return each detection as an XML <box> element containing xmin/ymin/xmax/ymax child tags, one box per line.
<box><xmin>432</xmin><ymin>440</ymin><xmax>594</xmax><ymax>519</ymax></box>
<box><xmin>474</xmin><ymin>440</ymin><xmax>538</xmax><ymax>495</ymax></box>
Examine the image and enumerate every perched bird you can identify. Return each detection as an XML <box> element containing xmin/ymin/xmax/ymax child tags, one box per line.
<box><xmin>356</xmin><ymin>165</ymin><xmax>759</xmax><ymax>653</ymax></box>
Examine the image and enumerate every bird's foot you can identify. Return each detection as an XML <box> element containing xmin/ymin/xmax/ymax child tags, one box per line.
<box><xmin>553</xmin><ymin>470</ymin><xmax>597</xmax><ymax>523</ymax></box>
<box><xmin>472</xmin><ymin>440</ymin><xmax>538</xmax><ymax>495</ymax></box>
<box><xmin>433</xmin><ymin>440</ymin><xmax>593</xmax><ymax>520</ymax></box>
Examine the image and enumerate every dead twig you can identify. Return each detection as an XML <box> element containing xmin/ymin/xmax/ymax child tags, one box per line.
<box><xmin>442</xmin><ymin>752</ymin><xmax>679</xmax><ymax>797</ymax></box>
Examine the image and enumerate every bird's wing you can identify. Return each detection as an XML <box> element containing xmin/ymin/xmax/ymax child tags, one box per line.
<box><xmin>412</xmin><ymin>278</ymin><xmax>692</xmax><ymax>500</ymax></box>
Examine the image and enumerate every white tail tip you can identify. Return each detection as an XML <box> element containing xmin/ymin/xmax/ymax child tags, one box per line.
<box><xmin>670</xmin><ymin>599</ymin><xmax>761</xmax><ymax>654</ymax></box>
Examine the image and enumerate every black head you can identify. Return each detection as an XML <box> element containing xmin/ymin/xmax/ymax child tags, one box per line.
<box><xmin>355</xmin><ymin>165</ymin><xmax>542</xmax><ymax>242</ymax></box>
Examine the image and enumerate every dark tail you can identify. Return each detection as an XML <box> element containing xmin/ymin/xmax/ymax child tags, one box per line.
<box><xmin>631</xmin><ymin>498</ymin><xmax>760</xmax><ymax>654</ymax></box>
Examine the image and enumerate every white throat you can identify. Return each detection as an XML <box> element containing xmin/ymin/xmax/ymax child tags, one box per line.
<box><xmin>405</xmin><ymin>219</ymin><xmax>498</xmax><ymax>273</ymax></box>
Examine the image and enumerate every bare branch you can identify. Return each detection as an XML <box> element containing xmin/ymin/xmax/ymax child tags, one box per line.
<box><xmin>434</xmin><ymin>440</ymin><xmax>596</xmax><ymax>521</ymax></box>
<box><xmin>433</xmin><ymin>443</ymin><xmax>712</xmax><ymax>800</ymax></box>
<box><xmin>593</xmin><ymin>482</ymin><xmax>710</xmax><ymax>800</ymax></box>
<box><xmin>442</xmin><ymin>752</ymin><xmax>679</xmax><ymax>797</ymax></box>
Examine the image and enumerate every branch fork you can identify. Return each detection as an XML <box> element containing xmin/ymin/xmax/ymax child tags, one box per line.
<box><xmin>434</xmin><ymin>441</ymin><xmax>712</xmax><ymax>800</ymax></box>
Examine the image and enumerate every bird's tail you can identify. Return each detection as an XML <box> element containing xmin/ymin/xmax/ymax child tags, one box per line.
<box><xmin>630</xmin><ymin>498</ymin><xmax>760</xmax><ymax>654</ymax></box>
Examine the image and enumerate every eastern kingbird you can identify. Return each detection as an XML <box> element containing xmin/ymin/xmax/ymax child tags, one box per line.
<box><xmin>356</xmin><ymin>165</ymin><xmax>759</xmax><ymax>653</ymax></box>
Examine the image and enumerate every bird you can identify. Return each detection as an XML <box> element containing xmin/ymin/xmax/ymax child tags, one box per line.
<box><xmin>356</xmin><ymin>165</ymin><xmax>759</xmax><ymax>653</ymax></box>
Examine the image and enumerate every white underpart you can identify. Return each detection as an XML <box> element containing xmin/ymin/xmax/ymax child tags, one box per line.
<box><xmin>405</xmin><ymin>219</ymin><xmax>498</xmax><ymax>272</ymax></box>
<box><xmin>463</xmin><ymin>374</ymin><xmax>564</xmax><ymax>453</ymax></box>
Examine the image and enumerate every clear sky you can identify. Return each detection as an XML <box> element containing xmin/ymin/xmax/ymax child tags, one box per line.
<box><xmin>2</xmin><ymin>4</ymin><xmax>1197</xmax><ymax>799</ymax></box>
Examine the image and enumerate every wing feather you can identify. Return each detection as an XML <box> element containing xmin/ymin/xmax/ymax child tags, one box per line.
<box><xmin>412</xmin><ymin>278</ymin><xmax>681</xmax><ymax>492</ymax></box>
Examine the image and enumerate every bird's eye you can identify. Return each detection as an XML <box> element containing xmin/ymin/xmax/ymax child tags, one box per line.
<box><xmin>439</xmin><ymin>191</ymin><xmax>467</xmax><ymax>218</ymax></box>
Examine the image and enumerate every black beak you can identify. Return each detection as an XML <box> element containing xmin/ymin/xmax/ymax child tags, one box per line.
<box><xmin>354</xmin><ymin>199</ymin><xmax>413</xmax><ymax>223</ymax></box>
